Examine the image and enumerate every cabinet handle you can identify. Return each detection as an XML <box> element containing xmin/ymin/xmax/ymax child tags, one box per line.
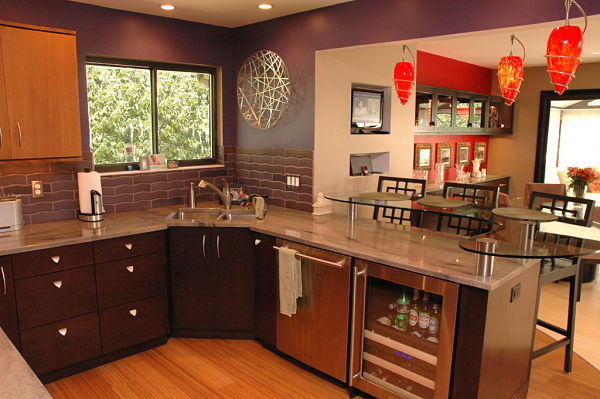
<box><xmin>17</xmin><ymin>122</ymin><xmax>22</xmax><ymax>147</ymax></box>
<box><xmin>216</xmin><ymin>235</ymin><xmax>221</xmax><ymax>259</ymax></box>
<box><xmin>51</xmin><ymin>255</ymin><xmax>60</xmax><ymax>264</ymax></box>
<box><xmin>1</xmin><ymin>266</ymin><xmax>6</xmax><ymax>296</ymax></box>
<box><xmin>53</xmin><ymin>280</ymin><xmax>63</xmax><ymax>288</ymax></box>
<box><xmin>126</xmin><ymin>265</ymin><xmax>134</xmax><ymax>273</ymax></box>
<box><xmin>58</xmin><ymin>328</ymin><xmax>67</xmax><ymax>336</ymax></box>
<box><xmin>349</xmin><ymin>264</ymin><xmax>368</xmax><ymax>383</ymax></box>
<box><xmin>273</xmin><ymin>246</ymin><xmax>345</xmax><ymax>269</ymax></box>
<box><xmin>254</xmin><ymin>239</ymin><xmax>262</xmax><ymax>246</ymax></box>
<box><xmin>129</xmin><ymin>309</ymin><xmax>137</xmax><ymax>317</ymax></box>
<box><xmin>124</xmin><ymin>243</ymin><xmax>133</xmax><ymax>250</ymax></box>
<box><xmin>0</xmin><ymin>127</ymin><xmax>3</xmax><ymax>148</ymax></box>
<box><xmin>202</xmin><ymin>234</ymin><xmax>206</xmax><ymax>259</ymax></box>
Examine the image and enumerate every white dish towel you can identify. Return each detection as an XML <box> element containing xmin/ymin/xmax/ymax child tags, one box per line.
<box><xmin>278</xmin><ymin>246</ymin><xmax>302</xmax><ymax>317</ymax></box>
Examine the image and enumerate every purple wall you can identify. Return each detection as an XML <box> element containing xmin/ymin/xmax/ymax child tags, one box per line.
<box><xmin>0</xmin><ymin>0</ymin><xmax>235</xmax><ymax>148</ymax></box>
<box><xmin>233</xmin><ymin>0</ymin><xmax>600</xmax><ymax>149</ymax></box>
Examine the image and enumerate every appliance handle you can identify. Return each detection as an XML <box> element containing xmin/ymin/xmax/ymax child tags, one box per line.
<box><xmin>0</xmin><ymin>127</ymin><xmax>3</xmax><ymax>148</ymax></box>
<box><xmin>349</xmin><ymin>263</ymin><xmax>367</xmax><ymax>383</ymax></box>
<box><xmin>273</xmin><ymin>245</ymin><xmax>344</xmax><ymax>269</ymax></box>
<box><xmin>17</xmin><ymin>122</ymin><xmax>22</xmax><ymax>147</ymax></box>
<box><xmin>202</xmin><ymin>234</ymin><xmax>206</xmax><ymax>259</ymax></box>
<box><xmin>1</xmin><ymin>266</ymin><xmax>6</xmax><ymax>295</ymax></box>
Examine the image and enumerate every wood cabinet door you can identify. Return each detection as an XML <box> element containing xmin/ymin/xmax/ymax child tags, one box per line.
<box><xmin>252</xmin><ymin>233</ymin><xmax>277</xmax><ymax>347</ymax></box>
<box><xmin>0</xmin><ymin>256</ymin><xmax>20</xmax><ymax>349</ymax></box>
<box><xmin>210</xmin><ymin>228</ymin><xmax>253</xmax><ymax>333</ymax></box>
<box><xmin>0</xmin><ymin>36</ymin><xmax>12</xmax><ymax>160</ymax></box>
<box><xmin>0</xmin><ymin>26</ymin><xmax>81</xmax><ymax>159</ymax></box>
<box><xmin>168</xmin><ymin>227</ymin><xmax>213</xmax><ymax>332</ymax></box>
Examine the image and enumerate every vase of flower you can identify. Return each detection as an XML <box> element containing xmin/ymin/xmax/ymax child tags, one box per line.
<box><xmin>567</xmin><ymin>166</ymin><xmax>599</xmax><ymax>199</ymax></box>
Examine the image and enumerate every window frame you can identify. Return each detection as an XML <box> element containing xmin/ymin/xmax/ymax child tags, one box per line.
<box><xmin>86</xmin><ymin>56</ymin><xmax>218</xmax><ymax>172</ymax></box>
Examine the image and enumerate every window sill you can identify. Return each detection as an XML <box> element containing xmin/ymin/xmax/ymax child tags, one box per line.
<box><xmin>99</xmin><ymin>163</ymin><xmax>224</xmax><ymax>177</ymax></box>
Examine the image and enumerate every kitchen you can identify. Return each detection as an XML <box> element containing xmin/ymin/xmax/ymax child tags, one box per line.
<box><xmin>1</xmin><ymin>0</ymin><xmax>600</xmax><ymax>398</ymax></box>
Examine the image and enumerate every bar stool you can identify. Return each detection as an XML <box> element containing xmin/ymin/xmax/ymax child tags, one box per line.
<box><xmin>372</xmin><ymin>176</ymin><xmax>427</xmax><ymax>225</ymax></box>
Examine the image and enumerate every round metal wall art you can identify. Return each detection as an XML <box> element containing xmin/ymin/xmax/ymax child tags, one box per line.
<box><xmin>237</xmin><ymin>50</ymin><xmax>291</xmax><ymax>129</ymax></box>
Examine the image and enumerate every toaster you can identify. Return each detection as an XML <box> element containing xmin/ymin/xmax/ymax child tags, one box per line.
<box><xmin>0</xmin><ymin>196</ymin><xmax>24</xmax><ymax>231</ymax></box>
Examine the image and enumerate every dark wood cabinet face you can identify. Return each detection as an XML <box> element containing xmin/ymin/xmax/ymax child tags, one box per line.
<box><xmin>0</xmin><ymin>256</ymin><xmax>20</xmax><ymax>349</ymax></box>
<box><xmin>252</xmin><ymin>233</ymin><xmax>277</xmax><ymax>347</ymax></box>
<box><xmin>168</xmin><ymin>227</ymin><xmax>254</xmax><ymax>335</ymax></box>
<box><xmin>94</xmin><ymin>231</ymin><xmax>164</xmax><ymax>264</ymax></box>
<box><xmin>12</xmin><ymin>243</ymin><xmax>93</xmax><ymax>279</ymax></box>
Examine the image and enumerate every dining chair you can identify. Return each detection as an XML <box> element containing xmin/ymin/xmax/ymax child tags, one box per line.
<box><xmin>524</xmin><ymin>183</ymin><xmax>566</xmax><ymax>210</ymax></box>
<box><xmin>435</xmin><ymin>182</ymin><xmax>499</xmax><ymax>236</ymax></box>
<box><xmin>372</xmin><ymin>176</ymin><xmax>427</xmax><ymax>225</ymax></box>
<box><xmin>528</xmin><ymin>191</ymin><xmax>596</xmax><ymax>372</ymax></box>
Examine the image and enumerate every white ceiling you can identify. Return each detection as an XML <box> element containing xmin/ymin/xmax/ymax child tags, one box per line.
<box><xmin>68</xmin><ymin>0</ymin><xmax>353</xmax><ymax>28</ymax></box>
<box><xmin>417</xmin><ymin>15</ymin><xmax>600</xmax><ymax>68</ymax></box>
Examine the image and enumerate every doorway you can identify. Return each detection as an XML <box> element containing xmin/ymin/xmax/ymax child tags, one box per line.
<box><xmin>534</xmin><ymin>89</ymin><xmax>600</xmax><ymax>185</ymax></box>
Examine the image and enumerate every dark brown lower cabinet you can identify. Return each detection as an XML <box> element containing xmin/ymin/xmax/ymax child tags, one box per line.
<box><xmin>0</xmin><ymin>256</ymin><xmax>20</xmax><ymax>349</ymax></box>
<box><xmin>169</xmin><ymin>227</ymin><xmax>253</xmax><ymax>337</ymax></box>
<box><xmin>20</xmin><ymin>313</ymin><xmax>102</xmax><ymax>375</ymax></box>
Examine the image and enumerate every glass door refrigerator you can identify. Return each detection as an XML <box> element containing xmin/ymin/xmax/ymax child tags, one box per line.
<box><xmin>349</xmin><ymin>259</ymin><xmax>459</xmax><ymax>399</ymax></box>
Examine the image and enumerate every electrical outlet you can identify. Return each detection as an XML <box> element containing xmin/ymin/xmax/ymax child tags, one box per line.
<box><xmin>286</xmin><ymin>174</ymin><xmax>300</xmax><ymax>188</ymax></box>
<box><xmin>31</xmin><ymin>180</ymin><xmax>43</xmax><ymax>198</ymax></box>
<box><xmin>510</xmin><ymin>283</ymin><xmax>521</xmax><ymax>303</ymax></box>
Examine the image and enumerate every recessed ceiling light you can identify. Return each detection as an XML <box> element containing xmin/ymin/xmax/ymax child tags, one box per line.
<box><xmin>160</xmin><ymin>4</ymin><xmax>175</xmax><ymax>11</ymax></box>
<box><xmin>258</xmin><ymin>3</ymin><xmax>273</xmax><ymax>10</ymax></box>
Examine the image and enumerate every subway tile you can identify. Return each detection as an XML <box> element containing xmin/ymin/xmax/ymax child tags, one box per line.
<box><xmin>26</xmin><ymin>173</ymin><xmax>74</xmax><ymax>184</ymax></box>
<box><xmin>255</xmin><ymin>187</ymin><xmax>272</xmax><ymax>197</ymax></box>
<box><xmin>133</xmin><ymin>173</ymin><xmax>168</xmax><ymax>184</ymax></box>
<box><xmin>103</xmin><ymin>193</ymin><xmax>134</xmax><ymax>205</ymax></box>
<box><xmin>272</xmin><ymin>156</ymin><xmax>299</xmax><ymax>167</ymax></box>
<box><xmin>108</xmin><ymin>183</ymin><xmax>151</xmax><ymax>195</ymax></box>
<box><xmin>259</xmin><ymin>164</ymin><xmax>285</xmax><ymax>174</ymax></box>
<box><xmin>261</xmin><ymin>180</ymin><xmax>286</xmax><ymax>191</ymax></box>
<box><xmin>285</xmin><ymin>149</ymin><xmax>313</xmax><ymax>158</ymax></box>
<box><xmin>134</xmin><ymin>191</ymin><xmax>167</xmax><ymax>202</ymax></box>
<box><xmin>244</xmin><ymin>185</ymin><xmax>261</xmax><ymax>196</ymax></box>
<box><xmin>102</xmin><ymin>186</ymin><xmax>116</xmax><ymax>196</ymax></box>
<box><xmin>273</xmin><ymin>173</ymin><xmax>286</xmax><ymax>183</ymax></box>
<box><xmin>37</xmin><ymin>191</ymin><xmax>75</xmax><ymax>202</ymax></box>
<box><xmin>298</xmin><ymin>158</ymin><xmax>313</xmax><ymax>168</ymax></box>
<box><xmin>166</xmin><ymin>171</ymin><xmax>185</xmax><ymax>182</ymax></box>
<box><xmin>152</xmin><ymin>197</ymin><xmax>181</xmax><ymax>208</ymax></box>
<box><xmin>248</xmin><ymin>155</ymin><xmax>272</xmax><ymax>164</ymax></box>
<box><xmin>271</xmin><ymin>189</ymin><xmax>299</xmax><ymax>202</ymax></box>
<box><xmin>114</xmin><ymin>202</ymin><xmax>137</xmax><ymax>213</ymax></box>
<box><xmin>285</xmin><ymin>166</ymin><xmax>312</xmax><ymax>177</ymax></box>
<box><xmin>101</xmin><ymin>176</ymin><xmax>133</xmax><ymax>187</ymax></box>
<box><xmin>49</xmin><ymin>160</ymin><xmax>93</xmax><ymax>173</ymax></box>
<box><xmin>299</xmin><ymin>185</ymin><xmax>313</xmax><ymax>195</ymax></box>
<box><xmin>131</xmin><ymin>200</ymin><xmax>152</xmax><ymax>211</ymax></box>
<box><xmin>298</xmin><ymin>193</ymin><xmax>313</xmax><ymax>204</ymax></box>
<box><xmin>3</xmin><ymin>184</ymin><xmax>31</xmax><ymax>195</ymax></box>
<box><xmin>249</xmin><ymin>171</ymin><xmax>272</xmax><ymax>181</ymax></box>
<box><xmin>103</xmin><ymin>204</ymin><xmax>116</xmax><ymax>214</ymax></box>
<box><xmin>23</xmin><ymin>202</ymin><xmax>53</xmax><ymax>214</ymax></box>
<box><xmin>53</xmin><ymin>199</ymin><xmax>79</xmax><ymax>211</ymax></box>
<box><xmin>168</xmin><ymin>187</ymin><xmax>187</xmax><ymax>199</ymax></box>
<box><xmin>152</xmin><ymin>180</ymin><xmax>184</xmax><ymax>191</ymax></box>
<box><xmin>29</xmin><ymin>209</ymin><xmax>76</xmax><ymax>224</ymax></box>
<box><xmin>239</xmin><ymin>177</ymin><xmax>260</xmax><ymax>187</ymax></box>
<box><xmin>236</xmin><ymin>161</ymin><xmax>255</xmax><ymax>171</ymax></box>
<box><xmin>0</xmin><ymin>175</ymin><xmax>27</xmax><ymax>186</ymax></box>
<box><xmin>237</xmin><ymin>169</ymin><xmax>249</xmax><ymax>178</ymax></box>
<box><xmin>236</xmin><ymin>154</ymin><xmax>249</xmax><ymax>163</ymax></box>
<box><xmin>267</xmin><ymin>197</ymin><xmax>285</xmax><ymax>207</ymax></box>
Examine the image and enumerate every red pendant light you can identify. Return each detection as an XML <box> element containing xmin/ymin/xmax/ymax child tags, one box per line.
<box><xmin>393</xmin><ymin>45</ymin><xmax>415</xmax><ymax>105</ymax></box>
<box><xmin>545</xmin><ymin>0</ymin><xmax>587</xmax><ymax>95</ymax></box>
<box><xmin>498</xmin><ymin>34</ymin><xmax>525</xmax><ymax>106</ymax></box>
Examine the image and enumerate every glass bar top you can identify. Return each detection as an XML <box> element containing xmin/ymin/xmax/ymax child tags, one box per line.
<box><xmin>459</xmin><ymin>220</ymin><xmax>600</xmax><ymax>259</ymax></box>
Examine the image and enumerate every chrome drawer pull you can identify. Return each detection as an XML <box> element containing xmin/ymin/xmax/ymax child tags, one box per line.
<box><xmin>202</xmin><ymin>234</ymin><xmax>206</xmax><ymax>259</ymax></box>
<box><xmin>124</xmin><ymin>243</ymin><xmax>133</xmax><ymax>250</ymax></box>
<box><xmin>58</xmin><ymin>328</ymin><xmax>67</xmax><ymax>336</ymax></box>
<box><xmin>273</xmin><ymin>246</ymin><xmax>345</xmax><ymax>269</ymax></box>
<box><xmin>129</xmin><ymin>309</ymin><xmax>137</xmax><ymax>317</ymax></box>
<box><xmin>254</xmin><ymin>239</ymin><xmax>262</xmax><ymax>246</ymax></box>
<box><xmin>126</xmin><ymin>265</ymin><xmax>134</xmax><ymax>273</ymax></box>
<box><xmin>1</xmin><ymin>266</ymin><xmax>6</xmax><ymax>295</ymax></box>
<box><xmin>51</xmin><ymin>256</ymin><xmax>60</xmax><ymax>264</ymax></box>
<box><xmin>53</xmin><ymin>280</ymin><xmax>63</xmax><ymax>288</ymax></box>
<box><xmin>216</xmin><ymin>235</ymin><xmax>221</xmax><ymax>259</ymax></box>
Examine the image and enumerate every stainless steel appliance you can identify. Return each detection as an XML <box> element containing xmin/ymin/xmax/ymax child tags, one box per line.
<box><xmin>78</xmin><ymin>189</ymin><xmax>104</xmax><ymax>222</ymax></box>
<box><xmin>349</xmin><ymin>259</ymin><xmax>459</xmax><ymax>399</ymax></box>
<box><xmin>0</xmin><ymin>196</ymin><xmax>24</xmax><ymax>231</ymax></box>
<box><xmin>275</xmin><ymin>239</ymin><xmax>351</xmax><ymax>382</ymax></box>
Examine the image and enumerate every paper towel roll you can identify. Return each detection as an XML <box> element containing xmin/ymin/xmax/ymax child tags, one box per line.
<box><xmin>77</xmin><ymin>171</ymin><xmax>103</xmax><ymax>214</ymax></box>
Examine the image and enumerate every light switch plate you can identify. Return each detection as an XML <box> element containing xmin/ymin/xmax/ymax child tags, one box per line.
<box><xmin>31</xmin><ymin>180</ymin><xmax>43</xmax><ymax>198</ymax></box>
<box><xmin>286</xmin><ymin>173</ymin><xmax>300</xmax><ymax>188</ymax></box>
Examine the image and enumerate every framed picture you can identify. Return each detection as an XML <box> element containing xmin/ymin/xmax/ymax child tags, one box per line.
<box><xmin>414</xmin><ymin>143</ymin><xmax>433</xmax><ymax>170</ymax></box>
<box><xmin>474</xmin><ymin>141</ymin><xmax>486</xmax><ymax>162</ymax></box>
<box><xmin>150</xmin><ymin>153</ymin><xmax>167</xmax><ymax>169</ymax></box>
<box><xmin>436</xmin><ymin>143</ymin><xmax>452</xmax><ymax>169</ymax></box>
<box><xmin>456</xmin><ymin>142</ymin><xmax>471</xmax><ymax>165</ymax></box>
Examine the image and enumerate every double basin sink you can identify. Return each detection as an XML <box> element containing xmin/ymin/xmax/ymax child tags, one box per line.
<box><xmin>166</xmin><ymin>207</ymin><xmax>257</xmax><ymax>222</ymax></box>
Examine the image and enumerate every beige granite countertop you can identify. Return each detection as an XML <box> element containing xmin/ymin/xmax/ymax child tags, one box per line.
<box><xmin>0</xmin><ymin>201</ymin><xmax>535</xmax><ymax>291</ymax></box>
<box><xmin>0</xmin><ymin>328</ymin><xmax>52</xmax><ymax>399</ymax></box>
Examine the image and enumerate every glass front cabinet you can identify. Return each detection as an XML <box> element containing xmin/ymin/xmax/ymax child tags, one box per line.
<box><xmin>414</xmin><ymin>85</ymin><xmax>512</xmax><ymax>134</ymax></box>
<box><xmin>350</xmin><ymin>259</ymin><xmax>459</xmax><ymax>399</ymax></box>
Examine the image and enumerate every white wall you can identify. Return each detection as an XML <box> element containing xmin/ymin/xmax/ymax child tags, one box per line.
<box><xmin>544</xmin><ymin>108</ymin><xmax>562</xmax><ymax>183</ymax></box>
<box><xmin>314</xmin><ymin>45</ymin><xmax>416</xmax><ymax>215</ymax></box>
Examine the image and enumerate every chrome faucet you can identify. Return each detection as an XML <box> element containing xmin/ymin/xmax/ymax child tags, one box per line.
<box><xmin>198</xmin><ymin>179</ymin><xmax>231</xmax><ymax>210</ymax></box>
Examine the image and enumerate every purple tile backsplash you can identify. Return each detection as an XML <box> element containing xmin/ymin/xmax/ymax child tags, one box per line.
<box><xmin>0</xmin><ymin>145</ymin><xmax>313</xmax><ymax>224</ymax></box>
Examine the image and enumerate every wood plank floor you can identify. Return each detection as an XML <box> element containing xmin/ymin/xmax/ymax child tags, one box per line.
<box><xmin>46</xmin><ymin>331</ymin><xmax>600</xmax><ymax>399</ymax></box>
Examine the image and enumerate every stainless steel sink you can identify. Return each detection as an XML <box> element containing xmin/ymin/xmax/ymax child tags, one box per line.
<box><xmin>166</xmin><ymin>207</ymin><xmax>256</xmax><ymax>221</ymax></box>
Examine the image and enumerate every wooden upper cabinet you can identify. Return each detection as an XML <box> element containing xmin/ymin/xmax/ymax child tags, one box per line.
<box><xmin>0</xmin><ymin>36</ymin><xmax>12</xmax><ymax>160</ymax></box>
<box><xmin>0</xmin><ymin>25</ymin><xmax>81</xmax><ymax>160</ymax></box>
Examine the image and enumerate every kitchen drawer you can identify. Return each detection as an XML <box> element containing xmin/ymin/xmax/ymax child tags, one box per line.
<box><xmin>15</xmin><ymin>266</ymin><xmax>97</xmax><ymax>330</ymax></box>
<box><xmin>96</xmin><ymin>253</ymin><xmax>165</xmax><ymax>309</ymax></box>
<box><xmin>20</xmin><ymin>312</ymin><xmax>101</xmax><ymax>376</ymax></box>
<box><xmin>12</xmin><ymin>243</ymin><xmax>94</xmax><ymax>279</ymax></box>
<box><xmin>93</xmin><ymin>231</ymin><xmax>164</xmax><ymax>263</ymax></box>
<box><xmin>99</xmin><ymin>296</ymin><xmax>167</xmax><ymax>354</ymax></box>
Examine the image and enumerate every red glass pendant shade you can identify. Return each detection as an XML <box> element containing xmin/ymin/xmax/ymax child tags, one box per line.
<box><xmin>498</xmin><ymin>56</ymin><xmax>524</xmax><ymax>106</ymax></box>
<box><xmin>546</xmin><ymin>25</ymin><xmax>583</xmax><ymax>95</ymax></box>
<box><xmin>393</xmin><ymin>61</ymin><xmax>414</xmax><ymax>105</ymax></box>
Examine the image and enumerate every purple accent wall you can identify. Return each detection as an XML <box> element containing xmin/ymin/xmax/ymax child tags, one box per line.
<box><xmin>0</xmin><ymin>0</ymin><xmax>235</xmax><ymax>148</ymax></box>
<box><xmin>233</xmin><ymin>0</ymin><xmax>600</xmax><ymax>149</ymax></box>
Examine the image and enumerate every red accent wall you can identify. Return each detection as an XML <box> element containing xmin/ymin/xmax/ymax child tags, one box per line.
<box><xmin>417</xmin><ymin>51</ymin><xmax>493</xmax><ymax>94</ymax></box>
<box><xmin>414</xmin><ymin>51</ymin><xmax>494</xmax><ymax>180</ymax></box>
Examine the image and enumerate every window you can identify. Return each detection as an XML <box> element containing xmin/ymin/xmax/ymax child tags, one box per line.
<box><xmin>86</xmin><ymin>58</ymin><xmax>217</xmax><ymax>170</ymax></box>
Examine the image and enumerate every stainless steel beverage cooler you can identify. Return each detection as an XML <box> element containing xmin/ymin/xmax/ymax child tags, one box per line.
<box><xmin>349</xmin><ymin>259</ymin><xmax>459</xmax><ymax>399</ymax></box>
